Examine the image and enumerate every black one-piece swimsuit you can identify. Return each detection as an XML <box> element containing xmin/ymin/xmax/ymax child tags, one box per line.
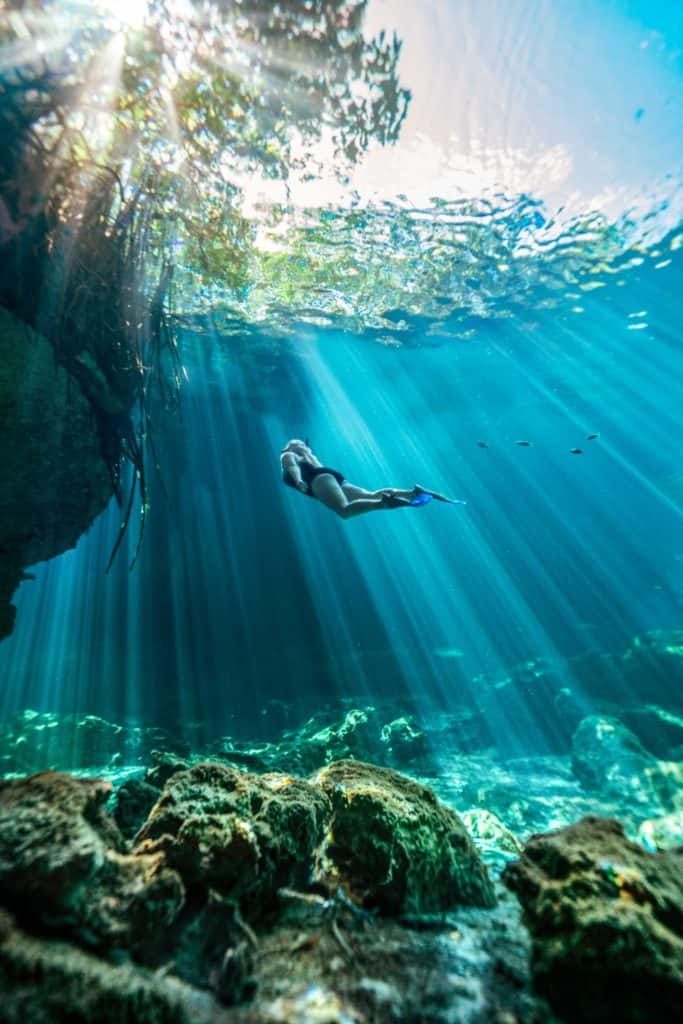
<box><xmin>283</xmin><ymin>458</ymin><xmax>345</xmax><ymax>496</ymax></box>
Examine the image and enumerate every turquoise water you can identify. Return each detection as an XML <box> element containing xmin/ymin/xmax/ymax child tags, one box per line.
<box><xmin>1</xmin><ymin>0</ymin><xmax>682</xmax><ymax>757</ymax></box>
<box><xmin>2</xmin><ymin>239</ymin><xmax>682</xmax><ymax>740</ymax></box>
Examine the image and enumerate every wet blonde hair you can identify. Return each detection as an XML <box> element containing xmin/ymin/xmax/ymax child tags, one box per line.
<box><xmin>281</xmin><ymin>438</ymin><xmax>308</xmax><ymax>454</ymax></box>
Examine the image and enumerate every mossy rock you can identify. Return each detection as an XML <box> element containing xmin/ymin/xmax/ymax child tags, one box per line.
<box><xmin>311</xmin><ymin>760</ymin><xmax>496</xmax><ymax>914</ymax></box>
<box><xmin>503</xmin><ymin>816</ymin><xmax>683</xmax><ymax>1023</ymax></box>
<box><xmin>134</xmin><ymin>762</ymin><xmax>331</xmax><ymax>909</ymax></box>
<box><xmin>0</xmin><ymin>772</ymin><xmax>184</xmax><ymax>956</ymax></box>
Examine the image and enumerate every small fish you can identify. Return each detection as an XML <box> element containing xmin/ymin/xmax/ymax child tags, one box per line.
<box><xmin>570</xmin><ymin>448</ymin><xmax>583</xmax><ymax>455</ymax></box>
<box><xmin>586</xmin><ymin>433</ymin><xmax>599</xmax><ymax>441</ymax></box>
<box><xmin>434</xmin><ymin>648</ymin><xmax>465</xmax><ymax>659</ymax></box>
<box><xmin>516</xmin><ymin>440</ymin><xmax>533</xmax><ymax>447</ymax></box>
<box><xmin>476</xmin><ymin>440</ymin><xmax>489</xmax><ymax>448</ymax></box>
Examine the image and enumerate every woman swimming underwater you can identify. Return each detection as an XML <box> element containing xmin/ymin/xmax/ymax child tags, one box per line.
<box><xmin>280</xmin><ymin>439</ymin><xmax>465</xmax><ymax>519</ymax></box>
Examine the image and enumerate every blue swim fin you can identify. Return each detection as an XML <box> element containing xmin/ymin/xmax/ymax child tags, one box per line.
<box><xmin>411</xmin><ymin>485</ymin><xmax>466</xmax><ymax>507</ymax></box>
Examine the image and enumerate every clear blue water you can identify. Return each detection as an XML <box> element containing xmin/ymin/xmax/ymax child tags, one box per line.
<box><xmin>2</xmin><ymin>241</ymin><xmax>682</xmax><ymax>739</ymax></box>
<box><xmin>1</xmin><ymin>0</ymin><xmax>682</xmax><ymax>756</ymax></box>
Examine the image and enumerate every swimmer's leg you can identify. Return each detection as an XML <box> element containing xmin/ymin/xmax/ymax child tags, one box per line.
<box><xmin>313</xmin><ymin>475</ymin><xmax>408</xmax><ymax>518</ymax></box>
<box><xmin>342</xmin><ymin>483</ymin><xmax>417</xmax><ymax>501</ymax></box>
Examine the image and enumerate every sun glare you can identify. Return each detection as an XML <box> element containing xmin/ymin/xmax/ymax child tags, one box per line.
<box><xmin>96</xmin><ymin>0</ymin><xmax>148</xmax><ymax>30</ymax></box>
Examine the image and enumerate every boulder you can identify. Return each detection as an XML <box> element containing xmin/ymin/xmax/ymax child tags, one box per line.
<box><xmin>0</xmin><ymin>772</ymin><xmax>184</xmax><ymax>956</ymax></box>
<box><xmin>134</xmin><ymin>762</ymin><xmax>331</xmax><ymax>909</ymax></box>
<box><xmin>571</xmin><ymin>716</ymin><xmax>683</xmax><ymax>815</ymax></box>
<box><xmin>503</xmin><ymin>816</ymin><xmax>683</xmax><ymax>1023</ymax></box>
<box><xmin>312</xmin><ymin>760</ymin><xmax>496</xmax><ymax>914</ymax></box>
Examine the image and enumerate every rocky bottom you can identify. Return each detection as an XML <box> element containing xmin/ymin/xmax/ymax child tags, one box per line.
<box><xmin>0</xmin><ymin>693</ymin><xmax>682</xmax><ymax>1023</ymax></box>
<box><xmin>0</xmin><ymin>889</ymin><xmax>549</xmax><ymax>1024</ymax></box>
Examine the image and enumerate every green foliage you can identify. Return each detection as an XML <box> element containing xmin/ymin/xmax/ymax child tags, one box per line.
<box><xmin>1</xmin><ymin>0</ymin><xmax>409</xmax><ymax>297</ymax></box>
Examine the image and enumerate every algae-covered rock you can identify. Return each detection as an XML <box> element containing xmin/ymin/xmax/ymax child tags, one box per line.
<box><xmin>0</xmin><ymin>910</ymin><xmax>226</xmax><ymax>1024</ymax></box>
<box><xmin>311</xmin><ymin>760</ymin><xmax>496</xmax><ymax>914</ymax></box>
<box><xmin>571</xmin><ymin>715</ymin><xmax>683</xmax><ymax>813</ymax></box>
<box><xmin>134</xmin><ymin>762</ymin><xmax>331</xmax><ymax>909</ymax></box>
<box><xmin>0</xmin><ymin>771</ymin><xmax>184</xmax><ymax>955</ymax></box>
<box><xmin>502</xmin><ymin>816</ymin><xmax>683</xmax><ymax>1023</ymax></box>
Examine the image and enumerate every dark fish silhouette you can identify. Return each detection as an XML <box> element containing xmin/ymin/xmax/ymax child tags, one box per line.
<box><xmin>516</xmin><ymin>440</ymin><xmax>533</xmax><ymax>447</ymax></box>
<box><xmin>477</xmin><ymin>440</ymin><xmax>489</xmax><ymax>448</ymax></box>
<box><xmin>586</xmin><ymin>433</ymin><xmax>599</xmax><ymax>441</ymax></box>
<box><xmin>570</xmin><ymin>448</ymin><xmax>583</xmax><ymax>455</ymax></box>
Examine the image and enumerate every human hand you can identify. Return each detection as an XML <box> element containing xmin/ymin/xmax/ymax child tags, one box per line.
<box><xmin>297</xmin><ymin>481</ymin><xmax>308</xmax><ymax>492</ymax></box>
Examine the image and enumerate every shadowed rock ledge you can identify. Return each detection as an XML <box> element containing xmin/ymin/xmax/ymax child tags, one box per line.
<box><xmin>0</xmin><ymin>306</ymin><xmax>113</xmax><ymax>639</ymax></box>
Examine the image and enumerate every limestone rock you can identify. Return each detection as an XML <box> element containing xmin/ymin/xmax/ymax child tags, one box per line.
<box><xmin>460</xmin><ymin>807</ymin><xmax>523</xmax><ymax>867</ymax></box>
<box><xmin>312</xmin><ymin>760</ymin><xmax>496</xmax><ymax>914</ymax></box>
<box><xmin>571</xmin><ymin>715</ymin><xmax>683</xmax><ymax>813</ymax></box>
<box><xmin>134</xmin><ymin>762</ymin><xmax>331</xmax><ymax>909</ymax></box>
<box><xmin>0</xmin><ymin>909</ymin><xmax>227</xmax><ymax>1023</ymax></box>
<box><xmin>287</xmin><ymin>706</ymin><xmax>381</xmax><ymax>773</ymax></box>
<box><xmin>0</xmin><ymin>306</ymin><xmax>113</xmax><ymax>638</ymax></box>
<box><xmin>0</xmin><ymin>771</ymin><xmax>184</xmax><ymax>955</ymax></box>
<box><xmin>502</xmin><ymin>816</ymin><xmax>683</xmax><ymax>1023</ymax></box>
<box><xmin>379</xmin><ymin>715</ymin><xmax>431</xmax><ymax>766</ymax></box>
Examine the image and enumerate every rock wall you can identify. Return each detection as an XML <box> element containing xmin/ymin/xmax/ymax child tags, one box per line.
<box><xmin>0</xmin><ymin>306</ymin><xmax>113</xmax><ymax>638</ymax></box>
